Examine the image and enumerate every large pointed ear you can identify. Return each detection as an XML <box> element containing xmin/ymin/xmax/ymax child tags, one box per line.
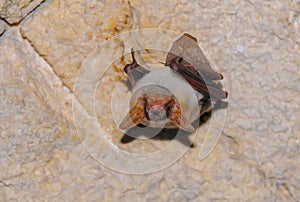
<box><xmin>119</xmin><ymin>98</ymin><xmax>147</xmax><ymax>130</ymax></box>
<box><xmin>168</xmin><ymin>99</ymin><xmax>195</xmax><ymax>133</ymax></box>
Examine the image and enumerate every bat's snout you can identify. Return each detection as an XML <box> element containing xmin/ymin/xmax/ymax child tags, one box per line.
<box><xmin>146</xmin><ymin>104</ymin><xmax>168</xmax><ymax>121</ymax></box>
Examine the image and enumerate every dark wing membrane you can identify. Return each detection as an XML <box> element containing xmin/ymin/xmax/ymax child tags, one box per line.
<box><xmin>165</xmin><ymin>33</ymin><xmax>223</xmax><ymax>80</ymax></box>
<box><xmin>174</xmin><ymin>58</ymin><xmax>222</xmax><ymax>89</ymax></box>
<box><xmin>174</xmin><ymin>61</ymin><xmax>227</xmax><ymax>100</ymax></box>
<box><xmin>166</xmin><ymin>33</ymin><xmax>227</xmax><ymax>100</ymax></box>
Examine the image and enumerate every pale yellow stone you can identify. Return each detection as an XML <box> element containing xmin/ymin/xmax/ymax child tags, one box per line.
<box><xmin>0</xmin><ymin>0</ymin><xmax>299</xmax><ymax>201</ymax></box>
<box><xmin>0</xmin><ymin>20</ymin><xmax>6</xmax><ymax>34</ymax></box>
<box><xmin>0</xmin><ymin>0</ymin><xmax>44</xmax><ymax>24</ymax></box>
<box><xmin>22</xmin><ymin>0</ymin><xmax>133</xmax><ymax>89</ymax></box>
<box><xmin>0</xmin><ymin>28</ymin><xmax>78</xmax><ymax>199</ymax></box>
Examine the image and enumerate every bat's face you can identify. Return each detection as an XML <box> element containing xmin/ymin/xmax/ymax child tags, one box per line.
<box><xmin>119</xmin><ymin>68</ymin><xmax>200</xmax><ymax>133</ymax></box>
<box><xmin>144</xmin><ymin>96</ymin><xmax>173</xmax><ymax>121</ymax></box>
<box><xmin>119</xmin><ymin>93</ymin><xmax>195</xmax><ymax>133</ymax></box>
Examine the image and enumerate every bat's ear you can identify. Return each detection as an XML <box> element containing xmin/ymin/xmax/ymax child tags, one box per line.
<box><xmin>168</xmin><ymin>99</ymin><xmax>195</xmax><ymax>133</ymax></box>
<box><xmin>119</xmin><ymin>98</ymin><xmax>146</xmax><ymax>130</ymax></box>
<box><xmin>172</xmin><ymin>115</ymin><xmax>195</xmax><ymax>133</ymax></box>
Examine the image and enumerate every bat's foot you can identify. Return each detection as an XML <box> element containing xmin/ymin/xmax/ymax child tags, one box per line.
<box><xmin>124</xmin><ymin>48</ymin><xmax>138</xmax><ymax>73</ymax></box>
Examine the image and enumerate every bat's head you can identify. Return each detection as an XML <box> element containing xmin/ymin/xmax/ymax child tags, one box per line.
<box><xmin>119</xmin><ymin>84</ymin><xmax>195</xmax><ymax>133</ymax></box>
<box><xmin>144</xmin><ymin>96</ymin><xmax>172</xmax><ymax>121</ymax></box>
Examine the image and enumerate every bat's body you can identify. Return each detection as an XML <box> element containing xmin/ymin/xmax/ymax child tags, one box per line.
<box><xmin>119</xmin><ymin>33</ymin><xmax>227</xmax><ymax>133</ymax></box>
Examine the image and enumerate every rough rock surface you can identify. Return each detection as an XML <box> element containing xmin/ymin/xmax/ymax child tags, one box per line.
<box><xmin>0</xmin><ymin>19</ymin><xmax>6</xmax><ymax>35</ymax></box>
<box><xmin>0</xmin><ymin>0</ymin><xmax>299</xmax><ymax>201</ymax></box>
<box><xmin>21</xmin><ymin>0</ymin><xmax>133</xmax><ymax>89</ymax></box>
<box><xmin>0</xmin><ymin>0</ymin><xmax>45</xmax><ymax>24</ymax></box>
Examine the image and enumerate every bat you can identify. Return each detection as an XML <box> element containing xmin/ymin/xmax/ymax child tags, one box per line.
<box><xmin>119</xmin><ymin>33</ymin><xmax>228</xmax><ymax>133</ymax></box>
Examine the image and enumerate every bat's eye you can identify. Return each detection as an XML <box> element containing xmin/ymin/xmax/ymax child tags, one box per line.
<box><xmin>165</xmin><ymin>101</ymin><xmax>173</xmax><ymax>118</ymax></box>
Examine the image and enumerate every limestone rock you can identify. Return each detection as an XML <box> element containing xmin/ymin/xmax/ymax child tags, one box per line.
<box><xmin>0</xmin><ymin>0</ymin><xmax>45</xmax><ymax>24</ymax></box>
<box><xmin>1</xmin><ymin>0</ymin><xmax>299</xmax><ymax>201</ymax></box>
<box><xmin>21</xmin><ymin>0</ymin><xmax>133</xmax><ymax>89</ymax></box>
<box><xmin>0</xmin><ymin>19</ymin><xmax>6</xmax><ymax>35</ymax></box>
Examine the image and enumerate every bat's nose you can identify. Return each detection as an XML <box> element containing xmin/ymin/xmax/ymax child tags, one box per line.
<box><xmin>151</xmin><ymin>105</ymin><xmax>164</xmax><ymax>111</ymax></box>
<box><xmin>147</xmin><ymin>105</ymin><xmax>167</xmax><ymax>121</ymax></box>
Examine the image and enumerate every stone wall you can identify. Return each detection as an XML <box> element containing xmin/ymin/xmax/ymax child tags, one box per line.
<box><xmin>0</xmin><ymin>0</ymin><xmax>299</xmax><ymax>201</ymax></box>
